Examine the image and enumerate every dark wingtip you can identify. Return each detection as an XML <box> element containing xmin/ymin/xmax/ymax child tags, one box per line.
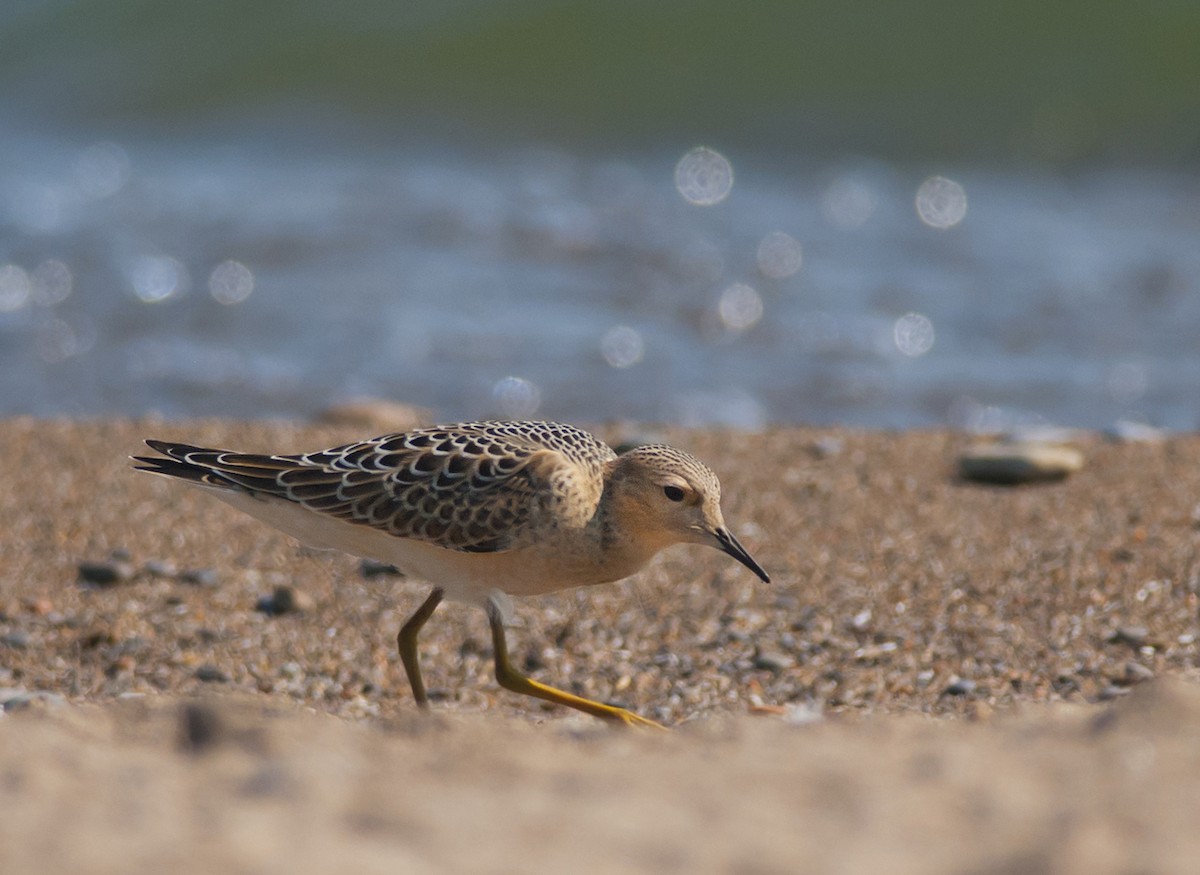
<box><xmin>130</xmin><ymin>443</ymin><xmax>215</xmax><ymax>485</ymax></box>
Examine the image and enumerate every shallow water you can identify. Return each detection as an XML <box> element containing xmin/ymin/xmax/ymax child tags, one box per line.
<box><xmin>2</xmin><ymin>1</ymin><xmax>1199</xmax><ymax>430</ymax></box>
<box><xmin>3</xmin><ymin>129</ymin><xmax>1197</xmax><ymax>430</ymax></box>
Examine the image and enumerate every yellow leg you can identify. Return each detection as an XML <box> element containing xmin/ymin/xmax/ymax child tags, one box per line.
<box><xmin>397</xmin><ymin>588</ymin><xmax>444</xmax><ymax>708</ymax></box>
<box><xmin>486</xmin><ymin>597</ymin><xmax>666</xmax><ymax>729</ymax></box>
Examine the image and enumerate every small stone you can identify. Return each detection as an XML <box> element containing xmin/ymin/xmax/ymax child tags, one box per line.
<box><xmin>143</xmin><ymin>560</ymin><xmax>179</xmax><ymax>578</ymax></box>
<box><xmin>315</xmin><ymin>398</ymin><xmax>431</xmax><ymax>431</ymax></box>
<box><xmin>0</xmin><ymin>630</ymin><xmax>31</xmax><ymax>650</ymax></box>
<box><xmin>753</xmin><ymin>651</ymin><xmax>794</xmax><ymax>672</ymax></box>
<box><xmin>1097</xmin><ymin>685</ymin><xmax>1131</xmax><ymax>701</ymax></box>
<box><xmin>808</xmin><ymin>437</ymin><xmax>844</xmax><ymax>459</ymax></box>
<box><xmin>1104</xmin><ymin>420</ymin><xmax>1166</xmax><ymax>444</ymax></box>
<box><xmin>1123</xmin><ymin>661</ymin><xmax>1155</xmax><ymax>685</ymax></box>
<box><xmin>179</xmin><ymin>702</ymin><xmax>224</xmax><ymax>753</ymax></box>
<box><xmin>941</xmin><ymin>678</ymin><xmax>977</xmax><ymax>697</ymax></box>
<box><xmin>783</xmin><ymin>700</ymin><xmax>825</xmax><ymax>725</ymax></box>
<box><xmin>78</xmin><ymin>559</ymin><xmax>136</xmax><ymax>586</ymax></box>
<box><xmin>178</xmin><ymin>568</ymin><xmax>218</xmax><ymax>587</ymax></box>
<box><xmin>359</xmin><ymin>559</ymin><xmax>402</xmax><ymax>579</ymax></box>
<box><xmin>958</xmin><ymin>442</ymin><xmax>1084</xmax><ymax>485</ymax></box>
<box><xmin>848</xmin><ymin>609</ymin><xmax>872</xmax><ymax>632</ymax></box>
<box><xmin>256</xmin><ymin>585</ymin><xmax>314</xmax><ymax>616</ymax></box>
<box><xmin>1004</xmin><ymin>425</ymin><xmax>1085</xmax><ymax>445</ymax></box>
<box><xmin>1108</xmin><ymin>626</ymin><xmax>1149</xmax><ymax>647</ymax></box>
<box><xmin>2</xmin><ymin>690</ymin><xmax>66</xmax><ymax>712</ymax></box>
<box><xmin>194</xmin><ymin>665</ymin><xmax>229</xmax><ymax>683</ymax></box>
<box><xmin>967</xmin><ymin>701</ymin><xmax>994</xmax><ymax>722</ymax></box>
<box><xmin>612</xmin><ymin>436</ymin><xmax>659</xmax><ymax>455</ymax></box>
<box><xmin>24</xmin><ymin>598</ymin><xmax>54</xmax><ymax>616</ymax></box>
<box><xmin>522</xmin><ymin>648</ymin><xmax>547</xmax><ymax>672</ymax></box>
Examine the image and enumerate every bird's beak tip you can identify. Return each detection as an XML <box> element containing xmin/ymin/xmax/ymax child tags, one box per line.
<box><xmin>715</xmin><ymin>527</ymin><xmax>770</xmax><ymax>584</ymax></box>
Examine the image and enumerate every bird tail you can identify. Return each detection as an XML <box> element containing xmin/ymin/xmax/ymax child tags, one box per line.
<box><xmin>131</xmin><ymin>440</ymin><xmax>240</xmax><ymax>490</ymax></box>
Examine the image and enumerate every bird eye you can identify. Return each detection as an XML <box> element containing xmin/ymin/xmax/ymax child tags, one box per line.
<box><xmin>663</xmin><ymin>485</ymin><xmax>686</xmax><ymax>502</ymax></box>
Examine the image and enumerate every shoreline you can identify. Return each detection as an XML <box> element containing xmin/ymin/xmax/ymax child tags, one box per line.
<box><xmin>2</xmin><ymin>416</ymin><xmax>1198</xmax><ymax>716</ymax></box>
<box><xmin>2</xmin><ymin>417</ymin><xmax>1199</xmax><ymax>872</ymax></box>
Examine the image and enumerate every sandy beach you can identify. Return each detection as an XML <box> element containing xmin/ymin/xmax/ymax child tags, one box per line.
<box><xmin>2</xmin><ymin>417</ymin><xmax>1199</xmax><ymax>873</ymax></box>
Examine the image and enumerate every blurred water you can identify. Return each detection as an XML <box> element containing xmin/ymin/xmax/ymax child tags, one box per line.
<box><xmin>2</xmin><ymin>127</ymin><xmax>1198</xmax><ymax>430</ymax></box>
<box><xmin>1</xmin><ymin>1</ymin><xmax>1199</xmax><ymax>429</ymax></box>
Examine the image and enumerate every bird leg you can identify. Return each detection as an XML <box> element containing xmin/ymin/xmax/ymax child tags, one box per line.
<box><xmin>397</xmin><ymin>588</ymin><xmax>444</xmax><ymax>707</ymax></box>
<box><xmin>486</xmin><ymin>594</ymin><xmax>666</xmax><ymax>729</ymax></box>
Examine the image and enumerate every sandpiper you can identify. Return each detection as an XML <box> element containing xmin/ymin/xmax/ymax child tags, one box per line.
<box><xmin>134</xmin><ymin>420</ymin><xmax>768</xmax><ymax>727</ymax></box>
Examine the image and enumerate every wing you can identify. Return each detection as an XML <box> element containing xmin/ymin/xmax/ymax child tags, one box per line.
<box><xmin>134</xmin><ymin>422</ymin><xmax>615</xmax><ymax>554</ymax></box>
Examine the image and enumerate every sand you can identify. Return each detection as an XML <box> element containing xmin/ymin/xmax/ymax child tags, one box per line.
<box><xmin>2</xmin><ymin>417</ymin><xmax>1199</xmax><ymax>873</ymax></box>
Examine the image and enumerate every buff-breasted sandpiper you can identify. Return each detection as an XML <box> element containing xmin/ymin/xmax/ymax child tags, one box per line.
<box><xmin>133</xmin><ymin>420</ymin><xmax>768</xmax><ymax>727</ymax></box>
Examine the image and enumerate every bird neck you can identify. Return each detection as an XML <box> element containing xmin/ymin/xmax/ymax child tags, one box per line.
<box><xmin>585</xmin><ymin>480</ymin><xmax>675</xmax><ymax>580</ymax></box>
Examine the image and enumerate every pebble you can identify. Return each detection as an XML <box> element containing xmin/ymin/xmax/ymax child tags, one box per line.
<box><xmin>1003</xmin><ymin>425</ymin><xmax>1085</xmax><ymax>445</ymax></box>
<box><xmin>783</xmin><ymin>699</ymin><xmax>825</xmax><ymax>726</ymax></box>
<box><xmin>941</xmin><ymin>678</ymin><xmax>977</xmax><ymax>697</ymax></box>
<box><xmin>808</xmin><ymin>437</ymin><xmax>844</xmax><ymax>459</ymax></box>
<box><xmin>77</xmin><ymin>559</ymin><xmax>136</xmax><ymax>586</ymax></box>
<box><xmin>143</xmin><ymin>560</ymin><xmax>179</xmax><ymax>578</ymax></box>
<box><xmin>1</xmin><ymin>689</ymin><xmax>67</xmax><ymax>712</ymax></box>
<box><xmin>1104</xmin><ymin>420</ymin><xmax>1166</xmax><ymax>444</ymax></box>
<box><xmin>178</xmin><ymin>568</ymin><xmax>219</xmax><ymax>587</ymax></box>
<box><xmin>0</xmin><ymin>630</ymin><xmax>31</xmax><ymax>649</ymax></box>
<box><xmin>1108</xmin><ymin>626</ymin><xmax>1149</xmax><ymax>648</ymax></box>
<box><xmin>24</xmin><ymin>598</ymin><xmax>54</xmax><ymax>616</ymax></box>
<box><xmin>359</xmin><ymin>559</ymin><xmax>402</xmax><ymax>579</ymax></box>
<box><xmin>194</xmin><ymin>665</ymin><xmax>230</xmax><ymax>683</ymax></box>
<box><xmin>315</xmin><ymin>397</ymin><xmax>431</xmax><ymax>431</ymax></box>
<box><xmin>958</xmin><ymin>442</ymin><xmax>1084</xmax><ymax>485</ymax></box>
<box><xmin>256</xmin><ymin>585</ymin><xmax>315</xmax><ymax>616</ymax></box>
<box><xmin>612</xmin><ymin>436</ymin><xmax>657</xmax><ymax>455</ymax></box>
<box><xmin>178</xmin><ymin>702</ymin><xmax>224</xmax><ymax>753</ymax></box>
<box><xmin>753</xmin><ymin>651</ymin><xmax>794</xmax><ymax>672</ymax></box>
<box><xmin>1123</xmin><ymin>661</ymin><xmax>1155</xmax><ymax>685</ymax></box>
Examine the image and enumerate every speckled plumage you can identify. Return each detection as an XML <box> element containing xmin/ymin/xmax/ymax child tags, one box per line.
<box><xmin>134</xmin><ymin>419</ymin><xmax>768</xmax><ymax>727</ymax></box>
<box><xmin>140</xmin><ymin>421</ymin><xmax>617</xmax><ymax>555</ymax></box>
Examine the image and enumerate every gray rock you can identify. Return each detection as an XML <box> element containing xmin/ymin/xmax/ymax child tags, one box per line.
<box><xmin>178</xmin><ymin>568</ymin><xmax>219</xmax><ymax>587</ymax></box>
<box><xmin>77</xmin><ymin>559</ymin><xmax>136</xmax><ymax>586</ymax></box>
<box><xmin>1123</xmin><ymin>661</ymin><xmax>1155</xmax><ymax>685</ymax></box>
<box><xmin>958</xmin><ymin>442</ymin><xmax>1084</xmax><ymax>485</ymax></box>
<box><xmin>142</xmin><ymin>560</ymin><xmax>179</xmax><ymax>578</ymax></box>
<box><xmin>1108</xmin><ymin>626</ymin><xmax>1150</xmax><ymax>648</ymax></box>
<box><xmin>2</xmin><ymin>690</ymin><xmax>66</xmax><ymax>712</ymax></box>
<box><xmin>179</xmin><ymin>702</ymin><xmax>224</xmax><ymax>753</ymax></box>
<box><xmin>783</xmin><ymin>700</ymin><xmax>825</xmax><ymax>726</ymax></box>
<box><xmin>359</xmin><ymin>559</ymin><xmax>402</xmax><ymax>579</ymax></box>
<box><xmin>314</xmin><ymin>398</ymin><xmax>431</xmax><ymax>431</ymax></box>
<box><xmin>808</xmin><ymin>437</ymin><xmax>844</xmax><ymax>459</ymax></box>
<box><xmin>256</xmin><ymin>585</ymin><xmax>314</xmax><ymax>616</ymax></box>
<box><xmin>753</xmin><ymin>651</ymin><xmax>794</xmax><ymax>672</ymax></box>
<box><xmin>942</xmin><ymin>678</ymin><xmax>977</xmax><ymax>697</ymax></box>
<box><xmin>0</xmin><ymin>630</ymin><xmax>31</xmax><ymax>649</ymax></box>
<box><xmin>1104</xmin><ymin>420</ymin><xmax>1166</xmax><ymax>444</ymax></box>
<box><xmin>194</xmin><ymin>665</ymin><xmax>230</xmax><ymax>683</ymax></box>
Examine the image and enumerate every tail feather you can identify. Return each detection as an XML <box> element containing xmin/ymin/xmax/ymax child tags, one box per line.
<box><xmin>132</xmin><ymin>440</ymin><xmax>244</xmax><ymax>491</ymax></box>
<box><xmin>133</xmin><ymin>439</ymin><xmax>324</xmax><ymax>497</ymax></box>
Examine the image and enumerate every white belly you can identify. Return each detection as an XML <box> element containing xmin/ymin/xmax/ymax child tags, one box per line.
<box><xmin>209</xmin><ymin>489</ymin><xmax>643</xmax><ymax>606</ymax></box>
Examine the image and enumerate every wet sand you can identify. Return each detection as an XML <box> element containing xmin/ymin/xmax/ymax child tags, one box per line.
<box><xmin>2</xmin><ymin>418</ymin><xmax>1199</xmax><ymax>873</ymax></box>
